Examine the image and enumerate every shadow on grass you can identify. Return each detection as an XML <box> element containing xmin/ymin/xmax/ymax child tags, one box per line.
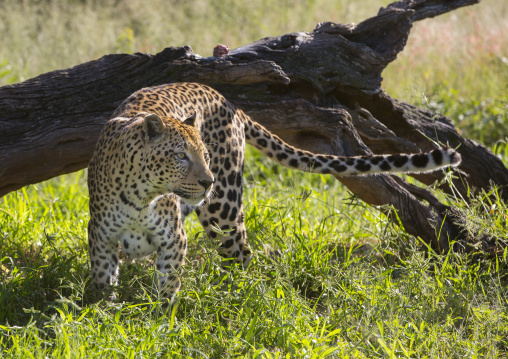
<box><xmin>0</xmin><ymin>251</ymin><xmax>89</xmax><ymax>326</ymax></box>
<box><xmin>0</xmin><ymin>246</ymin><xmax>166</xmax><ymax>327</ymax></box>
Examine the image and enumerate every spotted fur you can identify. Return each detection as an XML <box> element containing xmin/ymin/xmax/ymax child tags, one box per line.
<box><xmin>88</xmin><ymin>82</ymin><xmax>461</xmax><ymax>298</ymax></box>
<box><xmin>88</xmin><ymin>111</ymin><xmax>214</xmax><ymax>297</ymax></box>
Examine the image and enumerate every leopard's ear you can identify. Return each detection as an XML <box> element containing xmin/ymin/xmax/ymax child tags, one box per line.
<box><xmin>143</xmin><ymin>114</ymin><xmax>165</xmax><ymax>142</ymax></box>
<box><xmin>183</xmin><ymin>112</ymin><xmax>197</xmax><ymax>127</ymax></box>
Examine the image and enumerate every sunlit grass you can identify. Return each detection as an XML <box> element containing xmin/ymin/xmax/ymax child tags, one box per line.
<box><xmin>1</xmin><ymin>145</ymin><xmax>507</xmax><ymax>357</ymax></box>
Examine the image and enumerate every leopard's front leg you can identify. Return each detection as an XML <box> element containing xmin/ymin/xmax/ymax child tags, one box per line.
<box><xmin>197</xmin><ymin>120</ymin><xmax>253</xmax><ymax>268</ymax></box>
<box><xmin>151</xmin><ymin>195</ymin><xmax>187</xmax><ymax>298</ymax></box>
<box><xmin>195</xmin><ymin>168</ymin><xmax>253</xmax><ymax>268</ymax></box>
<box><xmin>88</xmin><ymin>219</ymin><xmax>120</xmax><ymax>299</ymax></box>
<box><xmin>196</xmin><ymin>203</ymin><xmax>252</xmax><ymax>269</ymax></box>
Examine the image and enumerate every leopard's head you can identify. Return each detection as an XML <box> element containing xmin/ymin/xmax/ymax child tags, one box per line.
<box><xmin>141</xmin><ymin>113</ymin><xmax>214</xmax><ymax>205</ymax></box>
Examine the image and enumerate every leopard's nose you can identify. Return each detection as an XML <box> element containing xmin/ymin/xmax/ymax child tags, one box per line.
<box><xmin>198</xmin><ymin>179</ymin><xmax>214</xmax><ymax>190</ymax></box>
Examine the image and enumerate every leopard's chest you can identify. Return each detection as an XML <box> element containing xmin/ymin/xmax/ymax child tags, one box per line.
<box><xmin>119</xmin><ymin>225</ymin><xmax>156</xmax><ymax>259</ymax></box>
<box><xmin>116</xmin><ymin>197</ymin><xmax>179</xmax><ymax>259</ymax></box>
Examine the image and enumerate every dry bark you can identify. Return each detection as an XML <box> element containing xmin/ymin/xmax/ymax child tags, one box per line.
<box><xmin>1</xmin><ymin>0</ymin><xmax>505</xmax><ymax>251</ymax></box>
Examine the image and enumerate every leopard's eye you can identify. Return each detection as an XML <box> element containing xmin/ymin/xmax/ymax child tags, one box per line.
<box><xmin>175</xmin><ymin>152</ymin><xmax>186</xmax><ymax>160</ymax></box>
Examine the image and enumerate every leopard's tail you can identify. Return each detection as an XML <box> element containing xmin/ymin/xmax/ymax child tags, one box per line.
<box><xmin>241</xmin><ymin>112</ymin><xmax>461</xmax><ymax>176</ymax></box>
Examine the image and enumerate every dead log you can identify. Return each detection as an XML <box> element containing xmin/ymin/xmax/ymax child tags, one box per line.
<box><xmin>0</xmin><ymin>0</ymin><xmax>505</xmax><ymax>252</ymax></box>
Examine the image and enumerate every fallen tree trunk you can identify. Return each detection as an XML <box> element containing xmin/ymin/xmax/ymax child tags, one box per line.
<box><xmin>0</xmin><ymin>0</ymin><xmax>505</xmax><ymax>252</ymax></box>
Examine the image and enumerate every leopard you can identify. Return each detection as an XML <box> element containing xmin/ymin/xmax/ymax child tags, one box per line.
<box><xmin>88</xmin><ymin>82</ymin><xmax>461</xmax><ymax>298</ymax></box>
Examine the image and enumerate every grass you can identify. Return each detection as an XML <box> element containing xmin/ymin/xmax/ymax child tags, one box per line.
<box><xmin>1</xmin><ymin>148</ymin><xmax>507</xmax><ymax>357</ymax></box>
<box><xmin>1</xmin><ymin>0</ymin><xmax>508</xmax><ymax>357</ymax></box>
